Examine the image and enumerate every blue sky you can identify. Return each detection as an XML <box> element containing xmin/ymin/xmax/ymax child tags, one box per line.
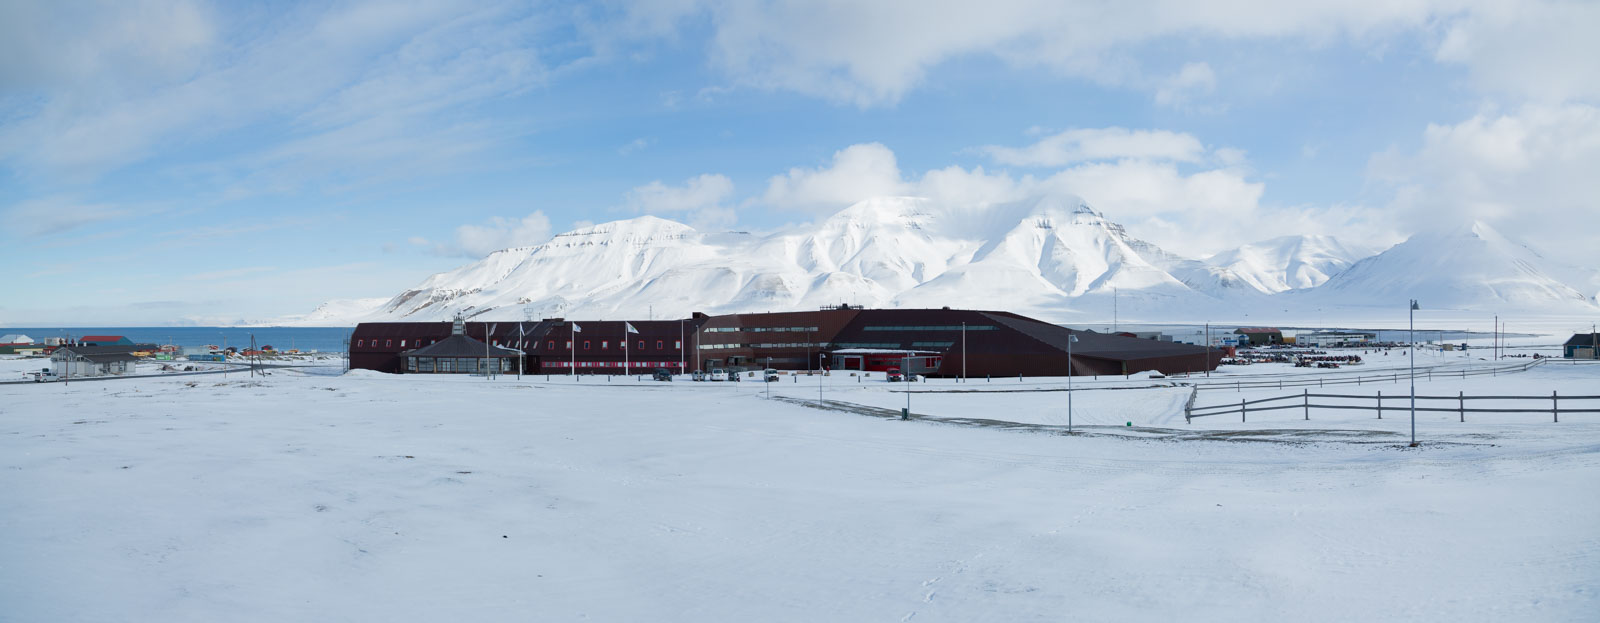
<box><xmin>3</xmin><ymin>1</ymin><xmax>1597</xmax><ymax>325</ymax></box>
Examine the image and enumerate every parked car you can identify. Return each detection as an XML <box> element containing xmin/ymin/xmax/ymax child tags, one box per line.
<box><xmin>652</xmin><ymin>368</ymin><xmax>673</xmax><ymax>381</ymax></box>
<box><xmin>886</xmin><ymin>367</ymin><xmax>903</xmax><ymax>382</ymax></box>
<box><xmin>710</xmin><ymin>368</ymin><xmax>729</xmax><ymax>381</ymax></box>
<box><xmin>763</xmin><ymin>368</ymin><xmax>780</xmax><ymax>382</ymax></box>
<box><xmin>32</xmin><ymin>369</ymin><xmax>59</xmax><ymax>383</ymax></box>
<box><xmin>691</xmin><ymin>370</ymin><xmax>706</xmax><ymax>382</ymax></box>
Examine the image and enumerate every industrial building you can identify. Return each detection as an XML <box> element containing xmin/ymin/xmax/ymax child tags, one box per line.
<box><xmin>350</xmin><ymin>307</ymin><xmax>1219</xmax><ymax>377</ymax></box>
<box><xmin>1233</xmin><ymin>327</ymin><xmax>1283</xmax><ymax>346</ymax></box>
<box><xmin>1296</xmin><ymin>331</ymin><xmax>1377</xmax><ymax>347</ymax></box>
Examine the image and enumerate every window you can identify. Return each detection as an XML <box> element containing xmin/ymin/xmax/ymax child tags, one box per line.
<box><xmin>602</xmin><ymin>340</ymin><xmax>609</xmax><ymax>350</ymax></box>
<box><xmin>657</xmin><ymin>340</ymin><xmax>664</xmax><ymax>350</ymax></box>
<box><xmin>385</xmin><ymin>339</ymin><xmax>393</xmax><ymax>347</ymax></box>
<box><xmin>548</xmin><ymin>341</ymin><xmax>555</xmax><ymax>350</ymax></box>
<box><xmin>566</xmin><ymin>340</ymin><xmax>573</xmax><ymax>349</ymax></box>
<box><xmin>584</xmin><ymin>340</ymin><xmax>591</xmax><ymax>350</ymax></box>
<box><xmin>674</xmin><ymin>340</ymin><xmax>682</xmax><ymax>349</ymax></box>
<box><xmin>400</xmin><ymin>340</ymin><xmax>406</xmax><ymax>348</ymax></box>
<box><xmin>638</xmin><ymin>340</ymin><xmax>646</xmax><ymax>350</ymax></box>
<box><xmin>356</xmin><ymin>339</ymin><xmax>364</xmax><ymax>347</ymax></box>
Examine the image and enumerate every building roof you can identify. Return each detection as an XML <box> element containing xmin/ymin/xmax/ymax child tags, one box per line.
<box><xmin>403</xmin><ymin>334</ymin><xmax>522</xmax><ymax>358</ymax></box>
<box><xmin>1565</xmin><ymin>333</ymin><xmax>1600</xmax><ymax>347</ymax></box>
<box><xmin>1234</xmin><ymin>327</ymin><xmax>1281</xmax><ymax>334</ymax></box>
<box><xmin>54</xmin><ymin>345</ymin><xmax>142</xmax><ymax>356</ymax></box>
<box><xmin>78</xmin><ymin>335</ymin><xmax>127</xmax><ymax>342</ymax></box>
<box><xmin>0</xmin><ymin>334</ymin><xmax>32</xmax><ymax>344</ymax></box>
<box><xmin>79</xmin><ymin>353</ymin><xmax>139</xmax><ymax>363</ymax></box>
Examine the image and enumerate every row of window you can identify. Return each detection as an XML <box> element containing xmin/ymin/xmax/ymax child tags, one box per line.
<box><xmin>356</xmin><ymin>338</ymin><xmax>684</xmax><ymax>352</ymax></box>
<box><xmin>861</xmin><ymin>325</ymin><xmax>996</xmax><ymax>332</ymax></box>
<box><xmin>699</xmin><ymin>341</ymin><xmax>830</xmax><ymax>350</ymax></box>
<box><xmin>702</xmin><ymin>326</ymin><xmax>821</xmax><ymax>333</ymax></box>
<box><xmin>835</xmin><ymin>342</ymin><xmax>901</xmax><ymax>349</ymax></box>
<box><xmin>540</xmin><ymin>340</ymin><xmax>682</xmax><ymax>351</ymax></box>
<box><xmin>405</xmin><ymin>357</ymin><xmax>511</xmax><ymax>373</ymax></box>
<box><xmin>540</xmin><ymin>361</ymin><xmax>684</xmax><ymax>368</ymax></box>
<box><xmin>357</xmin><ymin>338</ymin><xmax>432</xmax><ymax>348</ymax></box>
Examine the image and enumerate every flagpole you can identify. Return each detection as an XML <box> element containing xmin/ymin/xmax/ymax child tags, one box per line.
<box><xmin>571</xmin><ymin>323</ymin><xmax>577</xmax><ymax>377</ymax></box>
<box><xmin>625</xmin><ymin>324</ymin><xmax>630</xmax><ymax>376</ymax></box>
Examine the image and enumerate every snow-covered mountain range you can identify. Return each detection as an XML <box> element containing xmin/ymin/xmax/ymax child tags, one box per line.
<box><xmin>289</xmin><ymin>197</ymin><xmax>1599</xmax><ymax>325</ymax></box>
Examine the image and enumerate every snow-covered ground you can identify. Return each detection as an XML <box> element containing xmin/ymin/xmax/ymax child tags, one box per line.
<box><xmin>2</xmin><ymin>360</ymin><xmax>1597</xmax><ymax>621</ymax></box>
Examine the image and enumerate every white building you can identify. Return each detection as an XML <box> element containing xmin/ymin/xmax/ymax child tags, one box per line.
<box><xmin>1298</xmin><ymin>331</ymin><xmax>1377</xmax><ymax>347</ymax></box>
<box><xmin>50</xmin><ymin>347</ymin><xmax>139</xmax><ymax>377</ymax></box>
<box><xmin>0</xmin><ymin>334</ymin><xmax>32</xmax><ymax>344</ymax></box>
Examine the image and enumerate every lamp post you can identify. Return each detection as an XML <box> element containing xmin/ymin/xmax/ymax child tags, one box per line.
<box><xmin>1409</xmin><ymin>299</ymin><xmax>1420</xmax><ymax>447</ymax></box>
<box><xmin>765</xmin><ymin>356</ymin><xmax>771</xmax><ymax>400</ymax></box>
<box><xmin>1067</xmin><ymin>333</ymin><xmax>1079</xmax><ymax>433</ymax></box>
<box><xmin>961</xmin><ymin>321</ymin><xmax>967</xmax><ymax>383</ymax></box>
<box><xmin>818</xmin><ymin>352</ymin><xmax>825</xmax><ymax>405</ymax></box>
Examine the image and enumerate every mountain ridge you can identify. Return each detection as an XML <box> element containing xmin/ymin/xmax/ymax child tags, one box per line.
<box><xmin>283</xmin><ymin>201</ymin><xmax>1597</xmax><ymax>325</ymax></box>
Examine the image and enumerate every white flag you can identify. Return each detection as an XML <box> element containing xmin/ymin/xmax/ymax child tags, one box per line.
<box><xmin>572</xmin><ymin>323</ymin><xmax>582</xmax><ymax>333</ymax></box>
<box><xmin>625</xmin><ymin>322</ymin><xmax>639</xmax><ymax>334</ymax></box>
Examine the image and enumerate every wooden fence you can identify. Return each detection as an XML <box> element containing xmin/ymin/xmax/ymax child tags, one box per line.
<box><xmin>1186</xmin><ymin>388</ymin><xmax>1600</xmax><ymax>423</ymax></box>
<box><xmin>1191</xmin><ymin>359</ymin><xmax>1545</xmax><ymax>392</ymax></box>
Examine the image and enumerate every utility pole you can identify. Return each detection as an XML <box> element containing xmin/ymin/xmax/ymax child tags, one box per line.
<box><xmin>961</xmin><ymin>321</ymin><xmax>967</xmax><ymax>383</ymax></box>
<box><xmin>1410</xmin><ymin>300</ymin><xmax>1420</xmax><ymax>447</ymax></box>
<box><xmin>1113</xmin><ymin>287</ymin><xmax>1118</xmax><ymax>334</ymax></box>
<box><xmin>1204</xmin><ymin>322</ymin><xmax>1211</xmax><ymax>378</ymax></box>
<box><xmin>1067</xmin><ymin>333</ymin><xmax>1079</xmax><ymax>433</ymax></box>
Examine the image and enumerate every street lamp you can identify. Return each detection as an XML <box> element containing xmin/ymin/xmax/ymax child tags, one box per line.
<box><xmin>1409</xmin><ymin>299</ymin><xmax>1420</xmax><ymax>447</ymax></box>
<box><xmin>1067</xmin><ymin>333</ymin><xmax>1079</xmax><ymax>433</ymax></box>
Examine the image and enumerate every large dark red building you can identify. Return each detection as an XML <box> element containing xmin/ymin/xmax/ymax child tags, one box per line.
<box><xmin>351</xmin><ymin>307</ymin><xmax>1218</xmax><ymax>377</ymax></box>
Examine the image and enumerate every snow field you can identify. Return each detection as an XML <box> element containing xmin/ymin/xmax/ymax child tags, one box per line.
<box><xmin>1</xmin><ymin>367</ymin><xmax>1597</xmax><ymax>621</ymax></box>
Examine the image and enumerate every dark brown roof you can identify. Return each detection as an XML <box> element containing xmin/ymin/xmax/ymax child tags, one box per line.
<box><xmin>403</xmin><ymin>334</ymin><xmax>522</xmax><ymax>358</ymax></box>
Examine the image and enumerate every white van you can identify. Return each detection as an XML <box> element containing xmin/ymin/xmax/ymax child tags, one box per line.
<box><xmin>710</xmin><ymin>368</ymin><xmax>729</xmax><ymax>381</ymax></box>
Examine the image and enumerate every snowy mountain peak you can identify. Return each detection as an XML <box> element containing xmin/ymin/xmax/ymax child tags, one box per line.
<box><xmin>1305</xmin><ymin>221</ymin><xmax>1592</xmax><ymax>310</ymax></box>
<box><xmin>287</xmin><ymin>197</ymin><xmax>1596</xmax><ymax>325</ymax></box>
<box><xmin>1205</xmin><ymin>234</ymin><xmax>1374</xmax><ymax>293</ymax></box>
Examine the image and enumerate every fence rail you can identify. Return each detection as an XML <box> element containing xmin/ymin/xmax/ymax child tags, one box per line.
<box><xmin>1191</xmin><ymin>359</ymin><xmax>1545</xmax><ymax>392</ymax></box>
<box><xmin>1187</xmin><ymin>387</ymin><xmax>1599</xmax><ymax>423</ymax></box>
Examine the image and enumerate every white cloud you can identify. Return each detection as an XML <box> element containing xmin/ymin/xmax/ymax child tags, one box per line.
<box><xmin>753</xmin><ymin>137</ymin><xmax>1327</xmax><ymax>258</ymax></box>
<box><xmin>424</xmin><ymin>211</ymin><xmax>553</xmax><ymax>257</ymax></box>
<box><xmin>1154</xmin><ymin>62</ymin><xmax>1217</xmax><ymax>109</ymax></box>
<box><xmin>621</xmin><ymin>1</ymin><xmax>1599</xmax><ymax>108</ymax></box>
<box><xmin>2</xmin><ymin>196</ymin><xmax>130</xmax><ymax>236</ymax></box>
<box><xmin>618</xmin><ymin>137</ymin><xmax>654</xmax><ymax>155</ymax></box>
<box><xmin>1433</xmin><ymin>2</ymin><xmax>1600</xmax><ymax>103</ymax></box>
<box><xmin>645</xmin><ymin>1</ymin><xmax>1514</xmax><ymax>107</ymax></box>
<box><xmin>761</xmin><ymin>143</ymin><xmax>910</xmax><ymax>213</ymax></box>
<box><xmin>624</xmin><ymin>173</ymin><xmax>738</xmax><ymax>229</ymax></box>
<box><xmin>0</xmin><ymin>1</ymin><xmax>554</xmax><ymax>188</ymax></box>
<box><xmin>1370</xmin><ymin>103</ymin><xmax>1600</xmax><ymax>267</ymax></box>
<box><xmin>981</xmin><ymin>127</ymin><xmax>1207</xmax><ymax>167</ymax></box>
